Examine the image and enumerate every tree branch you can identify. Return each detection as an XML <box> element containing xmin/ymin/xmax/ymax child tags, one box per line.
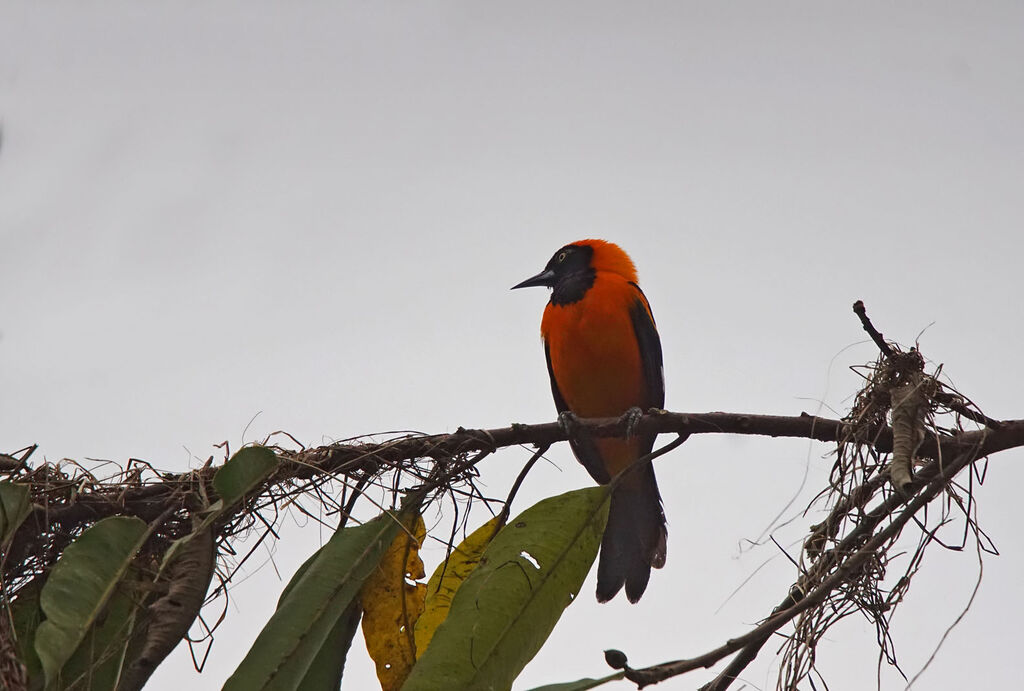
<box><xmin>9</xmin><ymin>413</ymin><xmax>1024</xmax><ymax>542</ymax></box>
<box><xmin>622</xmin><ymin>439</ymin><xmax>993</xmax><ymax>688</ymax></box>
<box><xmin>853</xmin><ymin>299</ymin><xmax>894</xmax><ymax>357</ymax></box>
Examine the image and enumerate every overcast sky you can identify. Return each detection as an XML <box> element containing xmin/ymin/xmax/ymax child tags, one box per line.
<box><xmin>2</xmin><ymin>2</ymin><xmax>1023</xmax><ymax>689</ymax></box>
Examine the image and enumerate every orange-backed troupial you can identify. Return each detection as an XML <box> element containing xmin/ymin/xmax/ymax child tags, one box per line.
<box><xmin>512</xmin><ymin>239</ymin><xmax>667</xmax><ymax>603</ymax></box>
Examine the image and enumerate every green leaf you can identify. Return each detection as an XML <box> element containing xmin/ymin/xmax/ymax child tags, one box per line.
<box><xmin>33</xmin><ymin>516</ymin><xmax>149</xmax><ymax>689</ymax></box>
<box><xmin>276</xmin><ymin>547</ymin><xmax>320</xmax><ymax>606</ymax></box>
<box><xmin>198</xmin><ymin>446</ymin><xmax>277</xmax><ymax>532</ymax></box>
<box><xmin>524</xmin><ymin>671</ymin><xmax>626</xmax><ymax>690</ymax></box>
<box><xmin>58</xmin><ymin>572</ymin><xmax>143</xmax><ymax>691</ymax></box>
<box><xmin>222</xmin><ymin>512</ymin><xmax>404</xmax><ymax>691</ymax></box>
<box><xmin>212</xmin><ymin>446</ymin><xmax>277</xmax><ymax>507</ymax></box>
<box><xmin>0</xmin><ymin>481</ymin><xmax>32</xmax><ymax>546</ymax></box>
<box><xmin>274</xmin><ymin>552</ymin><xmax>364</xmax><ymax>690</ymax></box>
<box><xmin>294</xmin><ymin>600</ymin><xmax>362</xmax><ymax>691</ymax></box>
<box><xmin>9</xmin><ymin>577</ymin><xmax>45</xmax><ymax>685</ymax></box>
<box><xmin>402</xmin><ymin>486</ymin><xmax>611</xmax><ymax>691</ymax></box>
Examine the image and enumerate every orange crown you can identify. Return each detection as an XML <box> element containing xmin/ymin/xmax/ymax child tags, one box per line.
<box><xmin>570</xmin><ymin>239</ymin><xmax>638</xmax><ymax>283</ymax></box>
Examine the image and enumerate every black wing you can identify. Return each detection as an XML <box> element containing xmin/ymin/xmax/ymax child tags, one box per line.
<box><xmin>628</xmin><ymin>283</ymin><xmax>665</xmax><ymax>412</ymax></box>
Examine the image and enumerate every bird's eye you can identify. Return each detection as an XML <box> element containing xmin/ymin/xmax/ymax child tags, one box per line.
<box><xmin>557</xmin><ymin>251</ymin><xmax>567</xmax><ymax>263</ymax></box>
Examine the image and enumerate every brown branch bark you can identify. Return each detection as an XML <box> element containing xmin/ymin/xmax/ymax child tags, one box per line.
<box><xmin>10</xmin><ymin>412</ymin><xmax>1024</xmax><ymax>539</ymax></box>
<box><xmin>297</xmin><ymin>411</ymin><xmax>1023</xmax><ymax>477</ymax></box>
<box><xmin>853</xmin><ymin>299</ymin><xmax>894</xmax><ymax>356</ymax></box>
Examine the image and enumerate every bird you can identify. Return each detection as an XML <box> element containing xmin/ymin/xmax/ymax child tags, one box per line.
<box><xmin>512</xmin><ymin>239</ymin><xmax>667</xmax><ymax>603</ymax></box>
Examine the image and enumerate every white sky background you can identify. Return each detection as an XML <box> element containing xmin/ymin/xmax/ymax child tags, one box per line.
<box><xmin>2</xmin><ymin>2</ymin><xmax>1023</xmax><ymax>689</ymax></box>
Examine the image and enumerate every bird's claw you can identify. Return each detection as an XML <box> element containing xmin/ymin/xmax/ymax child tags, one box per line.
<box><xmin>558</xmin><ymin>410</ymin><xmax>581</xmax><ymax>438</ymax></box>
<box><xmin>620</xmin><ymin>406</ymin><xmax>644</xmax><ymax>440</ymax></box>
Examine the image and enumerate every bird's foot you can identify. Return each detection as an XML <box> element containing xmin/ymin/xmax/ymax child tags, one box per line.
<box><xmin>619</xmin><ymin>406</ymin><xmax>644</xmax><ymax>439</ymax></box>
<box><xmin>558</xmin><ymin>410</ymin><xmax>582</xmax><ymax>439</ymax></box>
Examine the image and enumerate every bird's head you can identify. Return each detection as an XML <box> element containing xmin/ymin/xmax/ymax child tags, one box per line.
<box><xmin>512</xmin><ymin>239</ymin><xmax>637</xmax><ymax>305</ymax></box>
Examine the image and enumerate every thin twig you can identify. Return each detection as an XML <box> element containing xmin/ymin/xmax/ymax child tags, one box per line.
<box><xmin>853</xmin><ymin>300</ymin><xmax>894</xmax><ymax>357</ymax></box>
<box><xmin>623</xmin><ymin>444</ymin><xmax>986</xmax><ymax>688</ymax></box>
<box><xmin>500</xmin><ymin>444</ymin><xmax>551</xmax><ymax>522</ymax></box>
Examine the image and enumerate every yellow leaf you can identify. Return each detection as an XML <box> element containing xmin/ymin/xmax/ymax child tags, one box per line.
<box><xmin>360</xmin><ymin>512</ymin><xmax>427</xmax><ymax>691</ymax></box>
<box><xmin>413</xmin><ymin>514</ymin><xmax>504</xmax><ymax>658</ymax></box>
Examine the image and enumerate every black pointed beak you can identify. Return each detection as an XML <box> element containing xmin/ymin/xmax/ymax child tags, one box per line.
<box><xmin>511</xmin><ymin>268</ymin><xmax>556</xmax><ymax>290</ymax></box>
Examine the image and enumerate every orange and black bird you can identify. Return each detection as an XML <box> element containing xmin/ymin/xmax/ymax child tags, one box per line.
<box><xmin>512</xmin><ymin>239</ymin><xmax>667</xmax><ymax>603</ymax></box>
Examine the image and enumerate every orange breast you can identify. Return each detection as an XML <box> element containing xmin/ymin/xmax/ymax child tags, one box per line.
<box><xmin>541</xmin><ymin>274</ymin><xmax>647</xmax><ymax>474</ymax></box>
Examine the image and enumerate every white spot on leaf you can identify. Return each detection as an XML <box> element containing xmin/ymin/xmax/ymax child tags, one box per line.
<box><xmin>520</xmin><ymin>550</ymin><xmax>540</xmax><ymax>569</ymax></box>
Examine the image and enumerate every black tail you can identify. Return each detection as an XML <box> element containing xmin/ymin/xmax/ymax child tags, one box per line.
<box><xmin>596</xmin><ymin>464</ymin><xmax>667</xmax><ymax>603</ymax></box>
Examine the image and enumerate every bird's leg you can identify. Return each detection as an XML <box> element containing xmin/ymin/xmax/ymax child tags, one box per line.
<box><xmin>619</xmin><ymin>406</ymin><xmax>644</xmax><ymax>439</ymax></box>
